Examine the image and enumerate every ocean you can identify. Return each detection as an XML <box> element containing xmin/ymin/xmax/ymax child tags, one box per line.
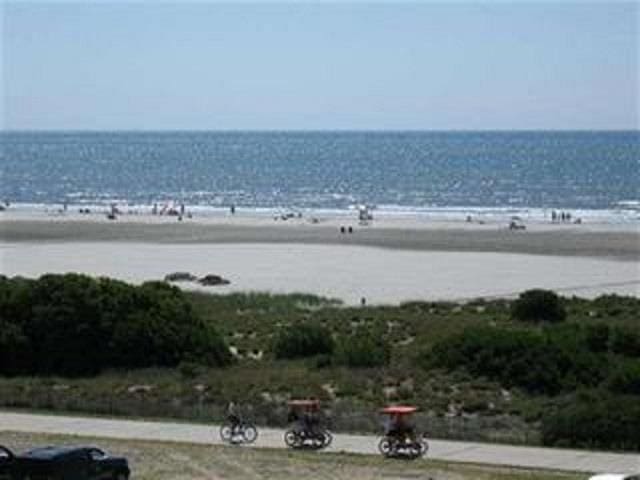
<box><xmin>1</xmin><ymin>131</ymin><xmax>638</xmax><ymax>219</ymax></box>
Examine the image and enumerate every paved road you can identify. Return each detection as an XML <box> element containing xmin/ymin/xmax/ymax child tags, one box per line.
<box><xmin>1</xmin><ymin>411</ymin><xmax>638</xmax><ymax>474</ymax></box>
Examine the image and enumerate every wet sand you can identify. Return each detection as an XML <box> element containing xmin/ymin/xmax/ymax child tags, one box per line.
<box><xmin>1</xmin><ymin>216</ymin><xmax>639</xmax><ymax>260</ymax></box>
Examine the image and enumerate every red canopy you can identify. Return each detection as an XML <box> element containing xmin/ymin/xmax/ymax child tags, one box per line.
<box><xmin>288</xmin><ymin>399</ymin><xmax>320</xmax><ymax>409</ymax></box>
<box><xmin>380</xmin><ymin>405</ymin><xmax>418</xmax><ymax>415</ymax></box>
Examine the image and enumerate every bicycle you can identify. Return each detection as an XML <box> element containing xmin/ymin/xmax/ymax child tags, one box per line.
<box><xmin>219</xmin><ymin>419</ymin><xmax>258</xmax><ymax>445</ymax></box>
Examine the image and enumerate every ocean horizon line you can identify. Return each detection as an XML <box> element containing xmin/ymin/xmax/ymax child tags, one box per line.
<box><xmin>2</xmin><ymin>128</ymin><xmax>639</xmax><ymax>134</ymax></box>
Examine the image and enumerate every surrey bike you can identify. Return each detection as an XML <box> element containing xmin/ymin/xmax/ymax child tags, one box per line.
<box><xmin>284</xmin><ymin>399</ymin><xmax>333</xmax><ymax>450</ymax></box>
<box><xmin>378</xmin><ymin>405</ymin><xmax>429</xmax><ymax>459</ymax></box>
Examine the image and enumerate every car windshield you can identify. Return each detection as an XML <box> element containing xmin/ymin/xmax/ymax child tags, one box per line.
<box><xmin>88</xmin><ymin>449</ymin><xmax>106</xmax><ymax>461</ymax></box>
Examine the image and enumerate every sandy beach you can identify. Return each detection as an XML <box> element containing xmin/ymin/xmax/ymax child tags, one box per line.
<box><xmin>1</xmin><ymin>212</ymin><xmax>638</xmax><ymax>304</ymax></box>
<box><xmin>2</xmin><ymin>241</ymin><xmax>639</xmax><ymax>304</ymax></box>
<box><xmin>1</xmin><ymin>210</ymin><xmax>639</xmax><ymax>259</ymax></box>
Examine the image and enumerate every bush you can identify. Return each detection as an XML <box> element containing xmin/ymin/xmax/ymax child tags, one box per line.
<box><xmin>335</xmin><ymin>330</ymin><xmax>390</xmax><ymax>368</ymax></box>
<box><xmin>610</xmin><ymin>326</ymin><xmax>640</xmax><ymax>357</ymax></box>
<box><xmin>608</xmin><ymin>360</ymin><xmax>640</xmax><ymax>395</ymax></box>
<box><xmin>542</xmin><ymin>391</ymin><xmax>640</xmax><ymax>450</ymax></box>
<box><xmin>593</xmin><ymin>294</ymin><xmax>640</xmax><ymax>319</ymax></box>
<box><xmin>583</xmin><ymin>323</ymin><xmax>610</xmax><ymax>353</ymax></box>
<box><xmin>511</xmin><ymin>289</ymin><xmax>566</xmax><ymax>323</ymax></box>
<box><xmin>426</xmin><ymin>326</ymin><xmax>566</xmax><ymax>394</ymax></box>
<box><xmin>0</xmin><ymin>274</ymin><xmax>231</xmax><ymax>376</ymax></box>
<box><xmin>425</xmin><ymin>324</ymin><xmax>609</xmax><ymax>395</ymax></box>
<box><xmin>273</xmin><ymin>323</ymin><xmax>334</xmax><ymax>359</ymax></box>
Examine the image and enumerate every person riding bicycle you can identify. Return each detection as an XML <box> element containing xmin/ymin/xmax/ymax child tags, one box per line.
<box><xmin>226</xmin><ymin>400</ymin><xmax>241</xmax><ymax>435</ymax></box>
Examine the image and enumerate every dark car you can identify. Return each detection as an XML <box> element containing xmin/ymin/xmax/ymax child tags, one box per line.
<box><xmin>0</xmin><ymin>446</ymin><xmax>17</xmax><ymax>480</ymax></box>
<box><xmin>0</xmin><ymin>445</ymin><xmax>130</xmax><ymax>480</ymax></box>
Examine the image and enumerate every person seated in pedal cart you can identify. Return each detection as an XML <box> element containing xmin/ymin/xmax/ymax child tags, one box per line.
<box><xmin>284</xmin><ymin>399</ymin><xmax>332</xmax><ymax>450</ymax></box>
<box><xmin>378</xmin><ymin>405</ymin><xmax>429</xmax><ymax>459</ymax></box>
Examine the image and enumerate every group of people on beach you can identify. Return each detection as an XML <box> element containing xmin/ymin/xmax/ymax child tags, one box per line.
<box><xmin>551</xmin><ymin>210</ymin><xmax>581</xmax><ymax>224</ymax></box>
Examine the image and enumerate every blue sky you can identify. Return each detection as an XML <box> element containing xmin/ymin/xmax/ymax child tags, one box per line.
<box><xmin>2</xmin><ymin>1</ymin><xmax>638</xmax><ymax>130</ymax></box>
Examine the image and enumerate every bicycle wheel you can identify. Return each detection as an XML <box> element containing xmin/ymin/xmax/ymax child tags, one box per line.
<box><xmin>408</xmin><ymin>441</ymin><xmax>422</xmax><ymax>459</ymax></box>
<box><xmin>378</xmin><ymin>437</ymin><xmax>393</xmax><ymax>457</ymax></box>
<box><xmin>321</xmin><ymin>429</ymin><xmax>333</xmax><ymax>448</ymax></box>
<box><xmin>219</xmin><ymin>424</ymin><xmax>233</xmax><ymax>443</ymax></box>
<box><xmin>420</xmin><ymin>436</ymin><xmax>429</xmax><ymax>457</ymax></box>
<box><xmin>284</xmin><ymin>430</ymin><xmax>299</xmax><ymax>448</ymax></box>
<box><xmin>242</xmin><ymin>423</ymin><xmax>258</xmax><ymax>444</ymax></box>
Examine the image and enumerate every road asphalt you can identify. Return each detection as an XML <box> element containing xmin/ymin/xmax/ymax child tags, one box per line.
<box><xmin>1</xmin><ymin>411</ymin><xmax>638</xmax><ymax>474</ymax></box>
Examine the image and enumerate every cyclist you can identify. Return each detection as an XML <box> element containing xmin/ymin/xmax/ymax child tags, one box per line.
<box><xmin>226</xmin><ymin>400</ymin><xmax>241</xmax><ymax>436</ymax></box>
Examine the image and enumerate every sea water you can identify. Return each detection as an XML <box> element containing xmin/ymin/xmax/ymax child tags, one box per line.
<box><xmin>1</xmin><ymin>131</ymin><xmax>638</xmax><ymax>221</ymax></box>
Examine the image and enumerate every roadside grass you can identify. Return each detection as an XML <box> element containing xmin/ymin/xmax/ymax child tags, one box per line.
<box><xmin>0</xmin><ymin>431</ymin><xmax>583</xmax><ymax>480</ymax></box>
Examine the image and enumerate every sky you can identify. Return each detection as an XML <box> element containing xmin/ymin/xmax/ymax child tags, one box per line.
<box><xmin>2</xmin><ymin>1</ymin><xmax>638</xmax><ymax>130</ymax></box>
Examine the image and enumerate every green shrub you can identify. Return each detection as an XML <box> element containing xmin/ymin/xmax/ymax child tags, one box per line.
<box><xmin>583</xmin><ymin>323</ymin><xmax>610</xmax><ymax>353</ymax></box>
<box><xmin>0</xmin><ymin>274</ymin><xmax>231</xmax><ymax>376</ymax></box>
<box><xmin>426</xmin><ymin>326</ymin><xmax>565</xmax><ymax>394</ymax></box>
<box><xmin>541</xmin><ymin>391</ymin><xmax>640</xmax><ymax>450</ymax></box>
<box><xmin>608</xmin><ymin>360</ymin><xmax>640</xmax><ymax>395</ymax></box>
<box><xmin>273</xmin><ymin>323</ymin><xmax>334</xmax><ymax>359</ymax></box>
<box><xmin>511</xmin><ymin>289</ymin><xmax>566</xmax><ymax>323</ymax></box>
<box><xmin>425</xmin><ymin>324</ymin><xmax>608</xmax><ymax>395</ymax></box>
<box><xmin>610</xmin><ymin>326</ymin><xmax>640</xmax><ymax>357</ymax></box>
<box><xmin>593</xmin><ymin>294</ymin><xmax>640</xmax><ymax>319</ymax></box>
<box><xmin>335</xmin><ymin>330</ymin><xmax>390</xmax><ymax>368</ymax></box>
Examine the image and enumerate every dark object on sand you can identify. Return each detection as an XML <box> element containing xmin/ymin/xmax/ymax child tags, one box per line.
<box><xmin>199</xmin><ymin>274</ymin><xmax>231</xmax><ymax>286</ymax></box>
<box><xmin>164</xmin><ymin>272</ymin><xmax>198</xmax><ymax>282</ymax></box>
<box><xmin>340</xmin><ymin>226</ymin><xmax>346</xmax><ymax>234</ymax></box>
<box><xmin>348</xmin><ymin>226</ymin><xmax>353</xmax><ymax>234</ymax></box>
<box><xmin>106</xmin><ymin>212</ymin><xmax>117</xmax><ymax>220</ymax></box>
<box><xmin>509</xmin><ymin>217</ymin><xmax>526</xmax><ymax>230</ymax></box>
<box><xmin>0</xmin><ymin>445</ymin><xmax>130</xmax><ymax>480</ymax></box>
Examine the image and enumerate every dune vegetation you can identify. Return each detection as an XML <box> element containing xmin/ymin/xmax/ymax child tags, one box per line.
<box><xmin>1</xmin><ymin>274</ymin><xmax>639</xmax><ymax>450</ymax></box>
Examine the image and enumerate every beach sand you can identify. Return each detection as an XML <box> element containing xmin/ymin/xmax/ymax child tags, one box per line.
<box><xmin>1</xmin><ymin>213</ymin><xmax>638</xmax><ymax>304</ymax></box>
<box><xmin>1</xmin><ymin>211</ymin><xmax>639</xmax><ymax>259</ymax></box>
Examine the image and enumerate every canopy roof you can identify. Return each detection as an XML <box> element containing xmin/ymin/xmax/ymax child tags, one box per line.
<box><xmin>288</xmin><ymin>399</ymin><xmax>320</xmax><ymax>408</ymax></box>
<box><xmin>380</xmin><ymin>405</ymin><xmax>418</xmax><ymax>415</ymax></box>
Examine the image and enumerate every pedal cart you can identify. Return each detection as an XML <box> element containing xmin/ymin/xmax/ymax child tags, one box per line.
<box><xmin>284</xmin><ymin>399</ymin><xmax>333</xmax><ymax>450</ymax></box>
<box><xmin>378</xmin><ymin>405</ymin><xmax>429</xmax><ymax>459</ymax></box>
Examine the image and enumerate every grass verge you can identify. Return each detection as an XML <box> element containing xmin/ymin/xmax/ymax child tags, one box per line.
<box><xmin>0</xmin><ymin>431</ymin><xmax>583</xmax><ymax>480</ymax></box>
